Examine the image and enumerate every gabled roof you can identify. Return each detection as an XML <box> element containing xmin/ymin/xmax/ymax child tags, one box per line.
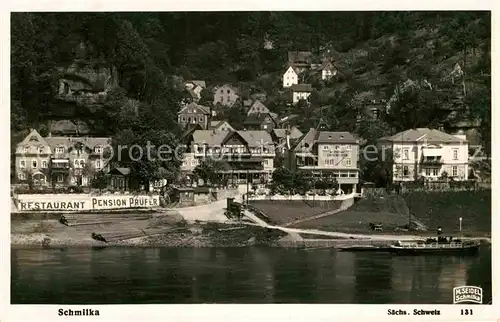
<box><xmin>284</xmin><ymin>65</ymin><xmax>300</xmax><ymax>75</ymax></box>
<box><xmin>288</xmin><ymin>51</ymin><xmax>313</xmax><ymax>64</ymax></box>
<box><xmin>291</xmin><ymin>84</ymin><xmax>313</xmax><ymax>92</ymax></box>
<box><xmin>18</xmin><ymin>129</ymin><xmax>50</xmax><ymax>147</ymax></box>
<box><xmin>191</xmin><ymin>129</ymin><xmax>273</xmax><ymax>148</ymax></box>
<box><xmin>45</xmin><ymin>136</ymin><xmax>111</xmax><ymax>150</ymax></box>
<box><xmin>247</xmin><ymin>100</ymin><xmax>269</xmax><ymax>115</ymax></box>
<box><xmin>237</xmin><ymin>130</ymin><xmax>274</xmax><ymax>147</ymax></box>
<box><xmin>178</xmin><ymin>102</ymin><xmax>210</xmax><ymax>115</ymax></box>
<box><xmin>291</xmin><ymin>128</ymin><xmax>317</xmax><ymax>153</ymax></box>
<box><xmin>208</xmin><ymin>120</ymin><xmax>234</xmax><ymax>131</ymax></box>
<box><xmin>379</xmin><ymin>128</ymin><xmax>467</xmax><ymax>144</ymax></box>
<box><xmin>192</xmin><ymin>130</ymin><xmax>230</xmax><ymax>146</ymax></box>
<box><xmin>213</xmin><ymin>84</ymin><xmax>240</xmax><ymax>94</ymax></box>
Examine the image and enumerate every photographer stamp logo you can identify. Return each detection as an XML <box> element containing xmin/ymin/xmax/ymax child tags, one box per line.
<box><xmin>453</xmin><ymin>286</ymin><xmax>483</xmax><ymax>304</ymax></box>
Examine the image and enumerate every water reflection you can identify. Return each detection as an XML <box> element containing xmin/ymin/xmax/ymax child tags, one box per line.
<box><xmin>11</xmin><ymin>247</ymin><xmax>491</xmax><ymax>304</ymax></box>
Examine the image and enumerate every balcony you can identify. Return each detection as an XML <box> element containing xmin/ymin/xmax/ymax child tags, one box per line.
<box><xmin>421</xmin><ymin>158</ymin><xmax>443</xmax><ymax>166</ymax></box>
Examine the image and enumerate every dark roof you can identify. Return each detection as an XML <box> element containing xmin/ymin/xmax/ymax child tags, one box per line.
<box><xmin>288</xmin><ymin>51</ymin><xmax>313</xmax><ymax>64</ymax></box>
<box><xmin>291</xmin><ymin>84</ymin><xmax>313</xmax><ymax>92</ymax></box>
<box><xmin>243</xmin><ymin>113</ymin><xmax>273</xmax><ymax>125</ymax></box>
<box><xmin>110</xmin><ymin>167</ymin><xmax>131</xmax><ymax>176</ymax></box>
<box><xmin>316</xmin><ymin>131</ymin><xmax>357</xmax><ymax>144</ymax></box>
<box><xmin>291</xmin><ymin>128</ymin><xmax>358</xmax><ymax>152</ymax></box>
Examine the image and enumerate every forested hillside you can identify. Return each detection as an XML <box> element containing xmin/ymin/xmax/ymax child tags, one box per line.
<box><xmin>11</xmin><ymin>12</ymin><xmax>491</xmax><ymax>183</ymax></box>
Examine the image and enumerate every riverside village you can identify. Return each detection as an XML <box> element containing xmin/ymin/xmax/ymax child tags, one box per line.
<box><xmin>10</xmin><ymin>12</ymin><xmax>491</xmax><ymax>305</ymax></box>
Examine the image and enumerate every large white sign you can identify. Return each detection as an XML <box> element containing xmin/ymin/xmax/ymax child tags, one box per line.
<box><xmin>14</xmin><ymin>194</ymin><xmax>160</xmax><ymax>212</ymax></box>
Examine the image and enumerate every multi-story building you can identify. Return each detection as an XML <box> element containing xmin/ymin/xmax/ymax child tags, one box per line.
<box><xmin>213</xmin><ymin>84</ymin><xmax>240</xmax><ymax>107</ymax></box>
<box><xmin>182</xmin><ymin>129</ymin><xmax>275</xmax><ymax>184</ymax></box>
<box><xmin>15</xmin><ymin>129</ymin><xmax>111</xmax><ymax>187</ymax></box>
<box><xmin>289</xmin><ymin>129</ymin><xmax>360</xmax><ymax>193</ymax></box>
<box><xmin>177</xmin><ymin>102</ymin><xmax>211</xmax><ymax>129</ymax></box>
<box><xmin>246</xmin><ymin>100</ymin><xmax>270</xmax><ymax>115</ymax></box>
<box><xmin>378</xmin><ymin>128</ymin><xmax>469</xmax><ymax>182</ymax></box>
<box><xmin>282</xmin><ymin>65</ymin><xmax>299</xmax><ymax>88</ymax></box>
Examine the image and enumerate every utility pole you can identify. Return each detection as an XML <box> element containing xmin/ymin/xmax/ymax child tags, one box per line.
<box><xmin>246</xmin><ymin>169</ymin><xmax>250</xmax><ymax>206</ymax></box>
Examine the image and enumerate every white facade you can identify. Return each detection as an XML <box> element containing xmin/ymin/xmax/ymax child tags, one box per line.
<box><xmin>292</xmin><ymin>91</ymin><xmax>311</xmax><ymax>104</ymax></box>
<box><xmin>321</xmin><ymin>68</ymin><xmax>337</xmax><ymax>80</ymax></box>
<box><xmin>383</xmin><ymin>138</ymin><xmax>469</xmax><ymax>182</ymax></box>
<box><xmin>283</xmin><ymin>66</ymin><xmax>298</xmax><ymax>88</ymax></box>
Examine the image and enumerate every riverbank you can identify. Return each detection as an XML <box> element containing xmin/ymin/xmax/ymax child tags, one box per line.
<box><xmin>11</xmin><ymin>218</ymin><xmax>491</xmax><ymax>250</ymax></box>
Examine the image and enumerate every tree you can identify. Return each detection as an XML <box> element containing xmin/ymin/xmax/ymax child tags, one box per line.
<box><xmin>91</xmin><ymin>171</ymin><xmax>108</xmax><ymax>191</ymax></box>
<box><xmin>271</xmin><ymin>166</ymin><xmax>294</xmax><ymax>192</ymax></box>
<box><xmin>193</xmin><ymin>159</ymin><xmax>231</xmax><ymax>186</ymax></box>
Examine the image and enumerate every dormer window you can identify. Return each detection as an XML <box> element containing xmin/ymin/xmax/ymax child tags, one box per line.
<box><xmin>56</xmin><ymin>147</ymin><xmax>65</xmax><ymax>153</ymax></box>
<box><xmin>23</xmin><ymin>147</ymin><xmax>29</xmax><ymax>153</ymax></box>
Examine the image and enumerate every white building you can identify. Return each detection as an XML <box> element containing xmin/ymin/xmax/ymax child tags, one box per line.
<box><xmin>378</xmin><ymin>128</ymin><xmax>469</xmax><ymax>182</ymax></box>
<box><xmin>282</xmin><ymin>66</ymin><xmax>299</xmax><ymax>88</ymax></box>
<box><xmin>291</xmin><ymin>84</ymin><xmax>313</xmax><ymax>104</ymax></box>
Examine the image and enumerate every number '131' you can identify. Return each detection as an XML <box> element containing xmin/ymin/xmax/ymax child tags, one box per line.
<box><xmin>461</xmin><ymin>309</ymin><xmax>473</xmax><ymax>315</ymax></box>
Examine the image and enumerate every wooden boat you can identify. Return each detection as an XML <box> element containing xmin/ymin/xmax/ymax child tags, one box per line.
<box><xmin>389</xmin><ymin>238</ymin><xmax>480</xmax><ymax>255</ymax></box>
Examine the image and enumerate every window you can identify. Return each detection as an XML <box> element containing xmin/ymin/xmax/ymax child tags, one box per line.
<box><xmin>345</xmin><ymin>145</ymin><xmax>352</xmax><ymax>151</ymax></box>
<box><xmin>323</xmin><ymin>145</ymin><xmax>329</xmax><ymax>150</ymax></box>
<box><xmin>452</xmin><ymin>166</ymin><xmax>458</xmax><ymax>177</ymax></box>
<box><xmin>23</xmin><ymin>147</ymin><xmax>28</xmax><ymax>153</ymax></box>
<box><xmin>96</xmin><ymin>160</ymin><xmax>101</xmax><ymax>169</ymax></box>
<box><xmin>220</xmin><ymin>89</ymin><xmax>223</xmax><ymax>94</ymax></box>
<box><xmin>191</xmin><ymin>159</ymin><xmax>197</xmax><ymax>166</ymax></box>
<box><xmin>403</xmin><ymin>149</ymin><xmax>409</xmax><ymax>160</ymax></box>
<box><xmin>227</xmin><ymin>90</ymin><xmax>230</xmax><ymax>94</ymax></box>
<box><xmin>432</xmin><ymin>168</ymin><xmax>439</xmax><ymax>176</ymax></box>
<box><xmin>199</xmin><ymin>116</ymin><xmax>203</xmax><ymax>122</ymax></box>
<box><xmin>403</xmin><ymin>166</ymin><xmax>409</xmax><ymax>177</ymax></box>
<box><xmin>32</xmin><ymin>160</ymin><xmax>37</xmax><ymax>168</ymax></box>
<box><xmin>42</xmin><ymin>160</ymin><xmax>48</xmax><ymax>168</ymax></box>
<box><xmin>95</xmin><ymin>146</ymin><xmax>103</xmax><ymax>153</ymax></box>
<box><xmin>453</xmin><ymin>149</ymin><xmax>458</xmax><ymax>160</ymax></box>
<box><xmin>181</xmin><ymin>116</ymin><xmax>186</xmax><ymax>122</ymax></box>
<box><xmin>334</xmin><ymin>145</ymin><xmax>340</xmax><ymax>150</ymax></box>
<box><xmin>18</xmin><ymin>172</ymin><xmax>26</xmax><ymax>180</ymax></box>
<box><xmin>56</xmin><ymin>147</ymin><xmax>64</xmax><ymax>153</ymax></box>
<box><xmin>345</xmin><ymin>158</ymin><xmax>352</xmax><ymax>167</ymax></box>
<box><xmin>20</xmin><ymin>160</ymin><xmax>26</xmax><ymax>168</ymax></box>
<box><xmin>57</xmin><ymin>174</ymin><xmax>64</xmax><ymax>183</ymax></box>
<box><xmin>38</xmin><ymin>147</ymin><xmax>44</xmax><ymax>154</ymax></box>
<box><xmin>425</xmin><ymin>168</ymin><xmax>431</xmax><ymax>176</ymax></box>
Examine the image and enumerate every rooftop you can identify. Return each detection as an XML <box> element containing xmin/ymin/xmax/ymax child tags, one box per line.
<box><xmin>379</xmin><ymin>128</ymin><xmax>467</xmax><ymax>143</ymax></box>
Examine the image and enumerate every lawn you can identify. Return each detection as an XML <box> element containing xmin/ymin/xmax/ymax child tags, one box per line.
<box><xmin>291</xmin><ymin>190</ymin><xmax>491</xmax><ymax>237</ymax></box>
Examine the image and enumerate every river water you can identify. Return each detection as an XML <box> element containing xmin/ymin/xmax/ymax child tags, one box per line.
<box><xmin>11</xmin><ymin>247</ymin><xmax>491</xmax><ymax>304</ymax></box>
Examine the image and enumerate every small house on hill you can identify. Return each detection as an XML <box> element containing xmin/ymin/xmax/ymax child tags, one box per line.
<box><xmin>213</xmin><ymin>84</ymin><xmax>240</xmax><ymax>107</ymax></box>
<box><xmin>291</xmin><ymin>84</ymin><xmax>313</xmax><ymax>104</ymax></box>
<box><xmin>246</xmin><ymin>100</ymin><xmax>270</xmax><ymax>115</ymax></box>
<box><xmin>243</xmin><ymin>113</ymin><xmax>277</xmax><ymax>131</ymax></box>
